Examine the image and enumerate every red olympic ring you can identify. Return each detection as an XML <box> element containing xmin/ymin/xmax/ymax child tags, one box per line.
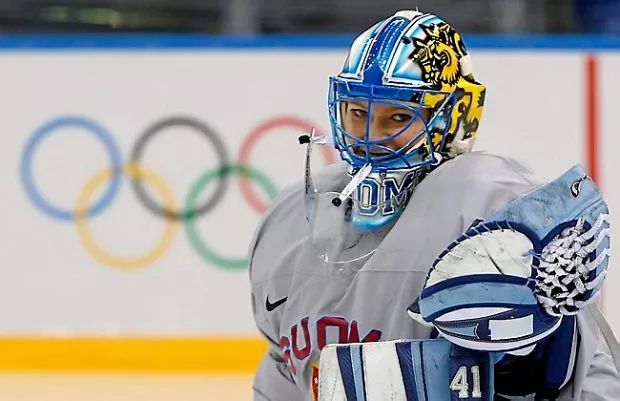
<box><xmin>238</xmin><ymin>116</ymin><xmax>337</xmax><ymax>213</ymax></box>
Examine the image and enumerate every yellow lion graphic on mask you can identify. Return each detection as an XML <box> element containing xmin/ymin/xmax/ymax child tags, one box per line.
<box><xmin>412</xmin><ymin>22</ymin><xmax>486</xmax><ymax>156</ymax></box>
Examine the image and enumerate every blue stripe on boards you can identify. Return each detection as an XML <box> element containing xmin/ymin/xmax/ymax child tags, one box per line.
<box><xmin>0</xmin><ymin>34</ymin><xmax>617</xmax><ymax>51</ymax></box>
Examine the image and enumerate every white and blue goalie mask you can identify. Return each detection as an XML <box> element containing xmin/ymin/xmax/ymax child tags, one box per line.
<box><xmin>408</xmin><ymin>165</ymin><xmax>610</xmax><ymax>353</ymax></box>
<box><xmin>328</xmin><ymin>10</ymin><xmax>487</xmax><ymax>231</ymax></box>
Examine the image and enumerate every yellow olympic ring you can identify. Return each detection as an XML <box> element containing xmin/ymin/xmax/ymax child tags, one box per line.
<box><xmin>75</xmin><ymin>164</ymin><xmax>177</xmax><ymax>269</ymax></box>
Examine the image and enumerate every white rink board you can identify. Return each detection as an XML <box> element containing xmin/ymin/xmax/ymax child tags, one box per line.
<box><xmin>0</xmin><ymin>49</ymin><xmax>616</xmax><ymax>335</ymax></box>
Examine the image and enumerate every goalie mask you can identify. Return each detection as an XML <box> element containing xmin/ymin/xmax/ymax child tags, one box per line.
<box><xmin>408</xmin><ymin>165</ymin><xmax>611</xmax><ymax>353</ymax></box>
<box><xmin>329</xmin><ymin>10</ymin><xmax>486</xmax><ymax>230</ymax></box>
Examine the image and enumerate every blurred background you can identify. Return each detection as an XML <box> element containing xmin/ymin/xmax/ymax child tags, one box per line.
<box><xmin>0</xmin><ymin>1</ymin><xmax>618</xmax><ymax>401</ymax></box>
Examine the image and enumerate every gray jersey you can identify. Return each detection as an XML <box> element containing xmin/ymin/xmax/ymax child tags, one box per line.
<box><xmin>249</xmin><ymin>152</ymin><xmax>620</xmax><ymax>401</ymax></box>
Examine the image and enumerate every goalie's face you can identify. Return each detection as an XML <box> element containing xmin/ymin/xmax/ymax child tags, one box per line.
<box><xmin>340</xmin><ymin>100</ymin><xmax>432</xmax><ymax>158</ymax></box>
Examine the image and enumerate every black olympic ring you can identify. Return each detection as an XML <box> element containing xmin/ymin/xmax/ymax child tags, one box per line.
<box><xmin>129</xmin><ymin>116</ymin><xmax>230</xmax><ymax>221</ymax></box>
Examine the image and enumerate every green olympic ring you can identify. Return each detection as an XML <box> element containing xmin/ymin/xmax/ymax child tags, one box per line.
<box><xmin>184</xmin><ymin>164</ymin><xmax>278</xmax><ymax>270</ymax></box>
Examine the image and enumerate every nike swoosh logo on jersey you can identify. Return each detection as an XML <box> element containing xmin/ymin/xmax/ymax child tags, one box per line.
<box><xmin>265</xmin><ymin>296</ymin><xmax>288</xmax><ymax>312</ymax></box>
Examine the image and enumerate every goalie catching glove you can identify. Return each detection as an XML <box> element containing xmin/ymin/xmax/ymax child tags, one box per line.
<box><xmin>408</xmin><ymin>164</ymin><xmax>613</xmax><ymax>354</ymax></box>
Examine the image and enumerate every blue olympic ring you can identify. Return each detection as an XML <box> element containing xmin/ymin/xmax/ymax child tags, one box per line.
<box><xmin>20</xmin><ymin>116</ymin><xmax>122</xmax><ymax>221</ymax></box>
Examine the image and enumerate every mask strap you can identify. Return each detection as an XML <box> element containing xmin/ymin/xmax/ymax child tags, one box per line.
<box><xmin>588</xmin><ymin>303</ymin><xmax>620</xmax><ymax>374</ymax></box>
<box><xmin>299</xmin><ymin>128</ymin><xmax>331</xmax><ymax>196</ymax></box>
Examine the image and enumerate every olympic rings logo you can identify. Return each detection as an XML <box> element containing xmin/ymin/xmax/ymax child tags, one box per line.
<box><xmin>20</xmin><ymin>115</ymin><xmax>336</xmax><ymax>270</ymax></box>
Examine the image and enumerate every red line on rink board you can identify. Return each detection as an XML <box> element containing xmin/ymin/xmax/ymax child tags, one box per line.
<box><xmin>585</xmin><ymin>54</ymin><xmax>604</xmax><ymax>313</ymax></box>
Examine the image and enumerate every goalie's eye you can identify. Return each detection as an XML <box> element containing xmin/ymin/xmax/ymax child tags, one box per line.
<box><xmin>391</xmin><ymin>113</ymin><xmax>413</xmax><ymax>124</ymax></box>
<box><xmin>350</xmin><ymin>108</ymin><xmax>368</xmax><ymax>119</ymax></box>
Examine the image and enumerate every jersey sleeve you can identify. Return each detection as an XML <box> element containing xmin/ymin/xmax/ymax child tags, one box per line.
<box><xmin>248</xmin><ymin>180</ymin><xmax>303</xmax><ymax>330</ymax></box>
<box><xmin>253</xmin><ymin>347</ymin><xmax>300</xmax><ymax>401</ymax></box>
<box><xmin>561</xmin><ymin>307</ymin><xmax>620</xmax><ymax>400</ymax></box>
<box><xmin>248</xmin><ymin>182</ymin><xmax>307</xmax><ymax>400</ymax></box>
<box><xmin>579</xmin><ymin>343</ymin><xmax>620</xmax><ymax>401</ymax></box>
